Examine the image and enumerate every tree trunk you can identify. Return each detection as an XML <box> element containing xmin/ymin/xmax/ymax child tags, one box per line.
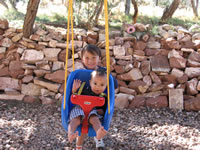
<box><xmin>94</xmin><ymin>0</ymin><xmax>104</xmax><ymax>26</ymax></box>
<box><xmin>131</xmin><ymin>0</ymin><xmax>138</xmax><ymax>24</ymax></box>
<box><xmin>125</xmin><ymin>0</ymin><xmax>131</xmax><ymax>15</ymax></box>
<box><xmin>191</xmin><ymin>0</ymin><xmax>199</xmax><ymax>17</ymax></box>
<box><xmin>9</xmin><ymin>0</ymin><xmax>17</xmax><ymax>11</ymax></box>
<box><xmin>156</xmin><ymin>0</ymin><xmax>159</xmax><ymax>6</ymax></box>
<box><xmin>0</xmin><ymin>0</ymin><xmax>9</xmax><ymax>9</ymax></box>
<box><xmin>160</xmin><ymin>0</ymin><xmax>180</xmax><ymax>23</ymax></box>
<box><xmin>88</xmin><ymin>0</ymin><xmax>103</xmax><ymax>27</ymax></box>
<box><xmin>23</xmin><ymin>0</ymin><xmax>40</xmax><ymax>38</ymax></box>
<box><xmin>78</xmin><ymin>1</ymin><xmax>82</xmax><ymax>16</ymax></box>
<box><xmin>89</xmin><ymin>2</ymin><xmax>100</xmax><ymax>22</ymax></box>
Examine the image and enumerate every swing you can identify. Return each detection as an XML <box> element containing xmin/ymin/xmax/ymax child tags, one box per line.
<box><xmin>61</xmin><ymin>0</ymin><xmax>114</xmax><ymax>137</ymax></box>
<box><xmin>61</xmin><ymin>69</ymin><xmax>115</xmax><ymax>136</ymax></box>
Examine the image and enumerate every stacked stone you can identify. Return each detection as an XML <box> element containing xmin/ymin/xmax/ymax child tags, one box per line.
<box><xmin>114</xmin><ymin>23</ymin><xmax>200</xmax><ymax>111</ymax></box>
<box><xmin>0</xmin><ymin>19</ymin><xmax>100</xmax><ymax>105</ymax></box>
<box><xmin>0</xmin><ymin>19</ymin><xmax>200</xmax><ymax>111</ymax></box>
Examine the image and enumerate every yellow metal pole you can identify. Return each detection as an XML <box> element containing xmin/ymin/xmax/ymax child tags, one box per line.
<box><xmin>104</xmin><ymin>0</ymin><xmax>110</xmax><ymax>114</ymax></box>
<box><xmin>70</xmin><ymin>0</ymin><xmax>75</xmax><ymax>71</ymax></box>
<box><xmin>63</xmin><ymin>0</ymin><xmax>72</xmax><ymax>110</ymax></box>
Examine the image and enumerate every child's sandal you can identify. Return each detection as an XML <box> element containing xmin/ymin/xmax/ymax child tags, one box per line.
<box><xmin>76</xmin><ymin>145</ymin><xmax>82</xmax><ymax>150</ymax></box>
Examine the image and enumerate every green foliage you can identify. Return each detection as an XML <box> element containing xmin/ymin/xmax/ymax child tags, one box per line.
<box><xmin>150</xmin><ymin>26</ymin><xmax>159</xmax><ymax>35</ymax></box>
<box><xmin>179</xmin><ymin>0</ymin><xmax>190</xmax><ymax>8</ymax></box>
<box><xmin>51</xmin><ymin>13</ymin><xmax>66</xmax><ymax>22</ymax></box>
<box><xmin>38</xmin><ymin>24</ymin><xmax>47</xmax><ymax>30</ymax></box>
<box><xmin>138</xmin><ymin>15</ymin><xmax>160</xmax><ymax>26</ymax></box>
<box><xmin>115</xmin><ymin>14</ymin><xmax>160</xmax><ymax>26</ymax></box>
<box><xmin>76</xmin><ymin>0</ymin><xmax>92</xmax><ymax>2</ymax></box>
<box><xmin>35</xmin><ymin>14</ymin><xmax>50</xmax><ymax>23</ymax></box>
<box><xmin>121</xmin><ymin>15</ymin><xmax>132</xmax><ymax>23</ymax></box>
<box><xmin>157</xmin><ymin>0</ymin><xmax>172</xmax><ymax>8</ymax></box>
<box><xmin>40</xmin><ymin>0</ymin><xmax>48</xmax><ymax>7</ymax></box>
<box><xmin>2</xmin><ymin>9</ymin><xmax>25</xmax><ymax>21</ymax></box>
<box><xmin>109</xmin><ymin>21</ymin><xmax>121</xmax><ymax>30</ymax></box>
<box><xmin>17</xmin><ymin>0</ymin><xmax>26</xmax><ymax>3</ymax></box>
<box><xmin>167</xmin><ymin>17</ymin><xmax>200</xmax><ymax>28</ymax></box>
<box><xmin>74</xmin><ymin>13</ymin><xmax>85</xmax><ymax>26</ymax></box>
<box><xmin>72</xmin><ymin>0</ymin><xmax>103</xmax><ymax>26</ymax></box>
<box><xmin>36</xmin><ymin>13</ymin><xmax>66</xmax><ymax>23</ymax></box>
<box><xmin>137</xmin><ymin>0</ymin><xmax>151</xmax><ymax>6</ymax></box>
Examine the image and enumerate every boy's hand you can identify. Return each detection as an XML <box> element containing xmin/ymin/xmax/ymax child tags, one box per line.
<box><xmin>72</xmin><ymin>79</ymin><xmax>82</xmax><ymax>93</ymax></box>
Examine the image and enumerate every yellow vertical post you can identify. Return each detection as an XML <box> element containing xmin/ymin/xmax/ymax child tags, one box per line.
<box><xmin>70</xmin><ymin>0</ymin><xmax>75</xmax><ymax>71</ymax></box>
<box><xmin>63</xmin><ymin>0</ymin><xmax>73</xmax><ymax>110</ymax></box>
<box><xmin>104</xmin><ymin>0</ymin><xmax>110</xmax><ymax>114</ymax></box>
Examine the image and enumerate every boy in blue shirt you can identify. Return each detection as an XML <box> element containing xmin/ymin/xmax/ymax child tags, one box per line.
<box><xmin>72</xmin><ymin>44</ymin><xmax>118</xmax><ymax>150</ymax></box>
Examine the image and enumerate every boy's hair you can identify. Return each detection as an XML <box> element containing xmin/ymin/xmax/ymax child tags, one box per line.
<box><xmin>81</xmin><ymin>44</ymin><xmax>101</xmax><ymax>58</ymax></box>
<box><xmin>91</xmin><ymin>68</ymin><xmax>107</xmax><ymax>79</ymax></box>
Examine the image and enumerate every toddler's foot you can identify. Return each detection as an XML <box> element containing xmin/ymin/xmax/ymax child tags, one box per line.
<box><xmin>96</xmin><ymin>126</ymin><xmax>107</xmax><ymax>140</ymax></box>
<box><xmin>68</xmin><ymin>131</ymin><xmax>78</xmax><ymax>143</ymax></box>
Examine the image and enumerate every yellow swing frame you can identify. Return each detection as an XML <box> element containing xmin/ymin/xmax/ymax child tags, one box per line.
<box><xmin>63</xmin><ymin>0</ymin><xmax>111</xmax><ymax>114</ymax></box>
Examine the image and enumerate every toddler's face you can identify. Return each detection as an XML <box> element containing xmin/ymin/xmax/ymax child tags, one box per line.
<box><xmin>82</xmin><ymin>51</ymin><xmax>100</xmax><ymax>70</ymax></box>
<box><xmin>90</xmin><ymin>75</ymin><xmax>107</xmax><ymax>95</ymax></box>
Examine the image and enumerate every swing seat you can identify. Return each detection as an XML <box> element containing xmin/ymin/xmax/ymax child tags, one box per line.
<box><xmin>61</xmin><ymin>69</ymin><xmax>115</xmax><ymax>137</ymax></box>
<box><xmin>71</xmin><ymin>94</ymin><xmax>105</xmax><ymax>133</ymax></box>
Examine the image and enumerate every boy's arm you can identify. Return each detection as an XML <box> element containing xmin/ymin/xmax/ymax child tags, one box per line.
<box><xmin>72</xmin><ymin>79</ymin><xmax>82</xmax><ymax>93</ymax></box>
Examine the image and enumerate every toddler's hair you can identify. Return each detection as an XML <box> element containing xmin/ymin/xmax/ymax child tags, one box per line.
<box><xmin>81</xmin><ymin>44</ymin><xmax>101</xmax><ymax>58</ymax></box>
<box><xmin>91</xmin><ymin>68</ymin><xmax>107</xmax><ymax>79</ymax></box>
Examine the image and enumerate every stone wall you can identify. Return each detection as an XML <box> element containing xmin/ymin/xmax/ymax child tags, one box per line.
<box><xmin>1</xmin><ymin>19</ymin><xmax>200</xmax><ymax>111</ymax></box>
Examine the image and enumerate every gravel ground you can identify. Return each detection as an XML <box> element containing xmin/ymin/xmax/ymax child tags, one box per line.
<box><xmin>0</xmin><ymin>100</ymin><xmax>200</xmax><ymax>150</ymax></box>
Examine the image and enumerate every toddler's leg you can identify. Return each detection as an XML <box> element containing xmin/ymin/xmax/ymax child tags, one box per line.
<box><xmin>68</xmin><ymin>116</ymin><xmax>81</xmax><ymax>143</ymax></box>
<box><xmin>89</xmin><ymin>115</ymin><xmax>107</xmax><ymax>140</ymax></box>
<box><xmin>76</xmin><ymin>134</ymin><xmax>86</xmax><ymax>150</ymax></box>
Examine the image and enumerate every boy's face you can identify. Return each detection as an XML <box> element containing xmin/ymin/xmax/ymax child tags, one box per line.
<box><xmin>82</xmin><ymin>51</ymin><xmax>100</xmax><ymax>70</ymax></box>
<box><xmin>90</xmin><ymin>75</ymin><xmax>107</xmax><ymax>95</ymax></box>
